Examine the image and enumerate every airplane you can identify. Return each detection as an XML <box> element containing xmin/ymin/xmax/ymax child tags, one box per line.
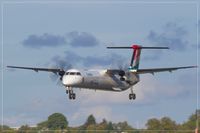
<box><xmin>7</xmin><ymin>45</ymin><xmax>197</xmax><ymax>100</ymax></box>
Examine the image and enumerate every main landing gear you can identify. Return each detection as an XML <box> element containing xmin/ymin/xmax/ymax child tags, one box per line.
<box><xmin>129</xmin><ymin>87</ymin><xmax>136</xmax><ymax>100</ymax></box>
<box><xmin>66</xmin><ymin>87</ymin><xmax>76</xmax><ymax>100</ymax></box>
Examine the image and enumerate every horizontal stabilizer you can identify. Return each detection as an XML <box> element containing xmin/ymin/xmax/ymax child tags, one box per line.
<box><xmin>107</xmin><ymin>45</ymin><xmax>169</xmax><ymax>69</ymax></box>
<box><xmin>107</xmin><ymin>45</ymin><xmax>169</xmax><ymax>49</ymax></box>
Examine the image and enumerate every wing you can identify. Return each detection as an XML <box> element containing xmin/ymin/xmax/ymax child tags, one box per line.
<box><xmin>135</xmin><ymin>66</ymin><xmax>197</xmax><ymax>74</ymax></box>
<box><xmin>7</xmin><ymin>65</ymin><xmax>62</xmax><ymax>74</ymax></box>
<box><xmin>106</xmin><ymin>66</ymin><xmax>197</xmax><ymax>75</ymax></box>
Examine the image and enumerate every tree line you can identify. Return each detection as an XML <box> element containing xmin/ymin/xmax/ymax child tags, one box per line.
<box><xmin>0</xmin><ymin>110</ymin><xmax>199</xmax><ymax>133</ymax></box>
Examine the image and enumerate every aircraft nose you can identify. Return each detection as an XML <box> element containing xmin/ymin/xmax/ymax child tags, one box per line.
<box><xmin>62</xmin><ymin>75</ymin><xmax>83</xmax><ymax>86</ymax></box>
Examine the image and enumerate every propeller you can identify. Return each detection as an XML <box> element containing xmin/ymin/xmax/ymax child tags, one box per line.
<box><xmin>117</xmin><ymin>63</ymin><xmax>129</xmax><ymax>81</ymax></box>
<box><xmin>118</xmin><ymin>63</ymin><xmax>134</xmax><ymax>84</ymax></box>
<box><xmin>49</xmin><ymin>60</ymin><xmax>72</xmax><ymax>84</ymax></box>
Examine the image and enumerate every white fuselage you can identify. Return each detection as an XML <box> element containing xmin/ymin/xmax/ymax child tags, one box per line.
<box><xmin>62</xmin><ymin>69</ymin><xmax>140</xmax><ymax>92</ymax></box>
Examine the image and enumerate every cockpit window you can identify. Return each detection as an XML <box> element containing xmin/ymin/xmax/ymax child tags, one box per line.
<box><xmin>70</xmin><ymin>72</ymin><xmax>75</xmax><ymax>75</ymax></box>
<box><xmin>77</xmin><ymin>72</ymin><xmax>81</xmax><ymax>75</ymax></box>
<box><xmin>66</xmin><ymin>72</ymin><xmax>81</xmax><ymax>75</ymax></box>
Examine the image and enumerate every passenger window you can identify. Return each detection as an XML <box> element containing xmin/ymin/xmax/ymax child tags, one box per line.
<box><xmin>66</xmin><ymin>72</ymin><xmax>81</xmax><ymax>75</ymax></box>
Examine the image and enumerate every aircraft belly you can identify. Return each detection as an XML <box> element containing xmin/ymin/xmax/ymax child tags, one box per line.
<box><xmin>75</xmin><ymin>76</ymin><xmax>117</xmax><ymax>91</ymax></box>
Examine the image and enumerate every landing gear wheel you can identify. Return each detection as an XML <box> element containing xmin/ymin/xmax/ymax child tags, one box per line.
<box><xmin>129</xmin><ymin>87</ymin><xmax>136</xmax><ymax>100</ymax></box>
<box><xmin>129</xmin><ymin>93</ymin><xmax>136</xmax><ymax>100</ymax></box>
<box><xmin>129</xmin><ymin>94</ymin><xmax>132</xmax><ymax>100</ymax></box>
<box><xmin>66</xmin><ymin>87</ymin><xmax>76</xmax><ymax>100</ymax></box>
<box><xmin>69</xmin><ymin>93</ymin><xmax>76</xmax><ymax>100</ymax></box>
<box><xmin>69</xmin><ymin>93</ymin><xmax>72</xmax><ymax>99</ymax></box>
<box><xmin>72</xmin><ymin>93</ymin><xmax>76</xmax><ymax>99</ymax></box>
<box><xmin>132</xmin><ymin>93</ymin><xmax>136</xmax><ymax>100</ymax></box>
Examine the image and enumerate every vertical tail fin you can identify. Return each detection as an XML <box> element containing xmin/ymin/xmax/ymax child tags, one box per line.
<box><xmin>130</xmin><ymin>45</ymin><xmax>141</xmax><ymax>70</ymax></box>
<box><xmin>107</xmin><ymin>44</ymin><xmax>169</xmax><ymax>71</ymax></box>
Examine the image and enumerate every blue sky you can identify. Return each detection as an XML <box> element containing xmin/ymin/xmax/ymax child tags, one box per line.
<box><xmin>0</xmin><ymin>0</ymin><xmax>199</xmax><ymax>128</ymax></box>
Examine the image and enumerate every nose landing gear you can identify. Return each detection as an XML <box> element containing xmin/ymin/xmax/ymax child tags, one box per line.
<box><xmin>66</xmin><ymin>87</ymin><xmax>76</xmax><ymax>100</ymax></box>
<box><xmin>129</xmin><ymin>87</ymin><xmax>136</xmax><ymax>100</ymax></box>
